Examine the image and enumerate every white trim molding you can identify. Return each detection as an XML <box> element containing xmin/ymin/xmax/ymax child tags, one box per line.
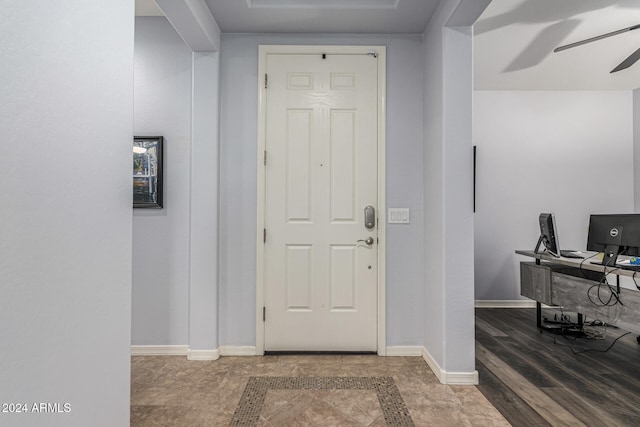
<box><xmin>246</xmin><ymin>0</ymin><xmax>400</xmax><ymax>10</ymax></box>
<box><xmin>220</xmin><ymin>346</ymin><xmax>258</xmax><ymax>356</ymax></box>
<box><xmin>130</xmin><ymin>345</ymin><xmax>189</xmax><ymax>356</ymax></box>
<box><xmin>422</xmin><ymin>347</ymin><xmax>478</xmax><ymax>385</ymax></box>
<box><xmin>187</xmin><ymin>348</ymin><xmax>220</xmax><ymax>361</ymax></box>
<box><xmin>154</xmin><ymin>0</ymin><xmax>221</xmax><ymax>52</ymax></box>
<box><xmin>385</xmin><ymin>346</ymin><xmax>423</xmax><ymax>357</ymax></box>
<box><xmin>131</xmin><ymin>345</ymin><xmax>254</xmax><ymax>359</ymax></box>
<box><xmin>475</xmin><ymin>300</ymin><xmax>537</xmax><ymax>309</ymax></box>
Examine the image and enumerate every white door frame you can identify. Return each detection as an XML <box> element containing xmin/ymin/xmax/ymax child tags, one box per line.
<box><xmin>256</xmin><ymin>45</ymin><xmax>387</xmax><ymax>355</ymax></box>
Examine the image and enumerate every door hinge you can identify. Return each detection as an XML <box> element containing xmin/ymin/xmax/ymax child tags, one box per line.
<box><xmin>263</xmin><ymin>228</ymin><xmax>266</xmax><ymax>244</ymax></box>
<box><xmin>263</xmin><ymin>306</ymin><xmax>266</xmax><ymax>322</ymax></box>
<box><xmin>264</xmin><ymin>150</ymin><xmax>267</xmax><ymax>166</ymax></box>
<box><xmin>265</xmin><ymin>73</ymin><xmax>268</xmax><ymax>89</ymax></box>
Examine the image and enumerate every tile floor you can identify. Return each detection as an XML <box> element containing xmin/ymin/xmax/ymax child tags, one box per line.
<box><xmin>131</xmin><ymin>355</ymin><xmax>509</xmax><ymax>426</ymax></box>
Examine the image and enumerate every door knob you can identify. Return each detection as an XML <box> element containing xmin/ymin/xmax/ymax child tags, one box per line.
<box><xmin>357</xmin><ymin>237</ymin><xmax>375</xmax><ymax>246</ymax></box>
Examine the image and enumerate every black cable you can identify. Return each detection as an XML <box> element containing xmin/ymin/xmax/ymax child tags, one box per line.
<box><xmin>604</xmin><ymin>257</ymin><xmax>623</xmax><ymax>305</ymax></box>
<box><xmin>588</xmin><ymin>270</ymin><xmax>622</xmax><ymax>306</ymax></box>
<box><xmin>586</xmin><ymin>253</ymin><xmax>623</xmax><ymax>306</ymax></box>
<box><xmin>565</xmin><ymin>251</ymin><xmax>627</xmax><ymax>307</ymax></box>
<box><xmin>587</xmin><ymin>283</ymin><xmax>612</xmax><ymax>306</ymax></box>
<box><xmin>579</xmin><ymin>252</ymin><xmax>599</xmax><ymax>278</ymax></box>
<box><xmin>542</xmin><ymin>329</ymin><xmax>631</xmax><ymax>355</ymax></box>
<box><xmin>576</xmin><ymin>252</ymin><xmax>619</xmax><ymax>305</ymax></box>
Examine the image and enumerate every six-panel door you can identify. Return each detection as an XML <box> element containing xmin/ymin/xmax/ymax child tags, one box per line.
<box><xmin>264</xmin><ymin>53</ymin><xmax>379</xmax><ymax>351</ymax></box>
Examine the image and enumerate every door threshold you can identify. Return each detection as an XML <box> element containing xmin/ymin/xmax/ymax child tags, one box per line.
<box><xmin>264</xmin><ymin>351</ymin><xmax>377</xmax><ymax>356</ymax></box>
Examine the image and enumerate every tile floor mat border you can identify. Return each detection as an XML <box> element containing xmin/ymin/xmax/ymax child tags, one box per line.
<box><xmin>229</xmin><ymin>376</ymin><xmax>415</xmax><ymax>427</ymax></box>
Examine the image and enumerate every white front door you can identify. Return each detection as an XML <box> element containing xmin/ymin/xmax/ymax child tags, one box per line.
<box><xmin>262</xmin><ymin>50</ymin><xmax>380</xmax><ymax>352</ymax></box>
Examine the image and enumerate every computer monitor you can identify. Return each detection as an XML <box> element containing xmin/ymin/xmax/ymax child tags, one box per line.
<box><xmin>535</xmin><ymin>213</ymin><xmax>560</xmax><ymax>257</ymax></box>
<box><xmin>587</xmin><ymin>214</ymin><xmax>640</xmax><ymax>266</ymax></box>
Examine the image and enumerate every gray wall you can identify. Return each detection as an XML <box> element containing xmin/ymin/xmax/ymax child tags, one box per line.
<box><xmin>635</xmin><ymin>89</ymin><xmax>640</xmax><ymax>213</ymax></box>
<box><xmin>189</xmin><ymin>50</ymin><xmax>221</xmax><ymax>353</ymax></box>
<box><xmin>422</xmin><ymin>0</ymin><xmax>478</xmax><ymax>374</ymax></box>
<box><xmin>474</xmin><ymin>91</ymin><xmax>635</xmax><ymax>301</ymax></box>
<box><xmin>422</xmin><ymin>9</ymin><xmax>445</xmax><ymax>367</ymax></box>
<box><xmin>0</xmin><ymin>1</ymin><xmax>133</xmax><ymax>425</ymax></box>
<box><xmin>133</xmin><ymin>17</ymin><xmax>192</xmax><ymax>345</ymax></box>
<box><xmin>219</xmin><ymin>33</ymin><xmax>425</xmax><ymax>347</ymax></box>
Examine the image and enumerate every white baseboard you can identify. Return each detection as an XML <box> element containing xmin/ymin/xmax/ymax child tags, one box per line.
<box><xmin>220</xmin><ymin>346</ymin><xmax>257</xmax><ymax>356</ymax></box>
<box><xmin>421</xmin><ymin>347</ymin><xmax>478</xmax><ymax>385</ymax></box>
<box><xmin>385</xmin><ymin>346</ymin><xmax>423</xmax><ymax>357</ymax></box>
<box><xmin>131</xmin><ymin>345</ymin><xmax>256</xmax><ymax>359</ymax></box>
<box><xmin>187</xmin><ymin>348</ymin><xmax>220</xmax><ymax>361</ymax></box>
<box><xmin>475</xmin><ymin>300</ymin><xmax>537</xmax><ymax>308</ymax></box>
<box><xmin>131</xmin><ymin>345</ymin><xmax>189</xmax><ymax>356</ymax></box>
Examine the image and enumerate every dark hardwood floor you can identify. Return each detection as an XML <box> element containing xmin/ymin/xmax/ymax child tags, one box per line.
<box><xmin>475</xmin><ymin>308</ymin><xmax>640</xmax><ymax>427</ymax></box>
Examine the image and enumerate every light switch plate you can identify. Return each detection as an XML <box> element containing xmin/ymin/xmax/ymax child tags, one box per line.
<box><xmin>388</xmin><ymin>208</ymin><xmax>410</xmax><ymax>224</ymax></box>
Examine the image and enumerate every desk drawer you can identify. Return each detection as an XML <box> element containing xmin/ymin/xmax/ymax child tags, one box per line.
<box><xmin>520</xmin><ymin>262</ymin><xmax>552</xmax><ymax>305</ymax></box>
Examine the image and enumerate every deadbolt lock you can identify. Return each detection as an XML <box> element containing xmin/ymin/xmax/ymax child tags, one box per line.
<box><xmin>364</xmin><ymin>205</ymin><xmax>375</xmax><ymax>229</ymax></box>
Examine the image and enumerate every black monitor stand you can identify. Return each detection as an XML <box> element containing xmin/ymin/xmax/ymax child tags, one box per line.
<box><xmin>598</xmin><ymin>225</ymin><xmax>624</xmax><ymax>267</ymax></box>
<box><xmin>534</xmin><ymin>235</ymin><xmax>544</xmax><ymax>255</ymax></box>
<box><xmin>601</xmin><ymin>244</ymin><xmax>621</xmax><ymax>267</ymax></box>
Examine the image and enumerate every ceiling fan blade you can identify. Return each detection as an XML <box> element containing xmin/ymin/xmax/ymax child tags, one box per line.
<box><xmin>611</xmin><ymin>47</ymin><xmax>640</xmax><ymax>73</ymax></box>
<box><xmin>554</xmin><ymin>24</ymin><xmax>640</xmax><ymax>53</ymax></box>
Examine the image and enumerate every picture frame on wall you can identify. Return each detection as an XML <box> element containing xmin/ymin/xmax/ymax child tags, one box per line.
<box><xmin>133</xmin><ymin>136</ymin><xmax>163</xmax><ymax>208</ymax></box>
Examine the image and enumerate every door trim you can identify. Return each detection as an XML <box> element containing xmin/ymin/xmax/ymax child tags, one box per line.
<box><xmin>256</xmin><ymin>45</ymin><xmax>387</xmax><ymax>355</ymax></box>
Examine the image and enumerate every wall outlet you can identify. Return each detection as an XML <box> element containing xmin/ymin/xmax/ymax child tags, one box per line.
<box><xmin>388</xmin><ymin>208</ymin><xmax>410</xmax><ymax>224</ymax></box>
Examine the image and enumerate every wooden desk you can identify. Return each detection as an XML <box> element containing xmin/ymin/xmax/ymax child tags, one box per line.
<box><xmin>515</xmin><ymin>250</ymin><xmax>640</xmax><ymax>335</ymax></box>
<box><xmin>515</xmin><ymin>250</ymin><xmax>640</xmax><ymax>278</ymax></box>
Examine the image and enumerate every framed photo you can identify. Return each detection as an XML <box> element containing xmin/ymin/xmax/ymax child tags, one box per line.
<box><xmin>133</xmin><ymin>136</ymin><xmax>163</xmax><ymax>208</ymax></box>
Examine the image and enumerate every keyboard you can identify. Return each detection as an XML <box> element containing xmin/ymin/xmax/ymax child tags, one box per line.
<box><xmin>560</xmin><ymin>250</ymin><xmax>585</xmax><ymax>259</ymax></box>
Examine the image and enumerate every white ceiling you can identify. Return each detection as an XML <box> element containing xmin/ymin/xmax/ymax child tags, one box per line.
<box><xmin>135</xmin><ymin>0</ymin><xmax>640</xmax><ymax>90</ymax></box>
<box><xmin>135</xmin><ymin>0</ymin><xmax>163</xmax><ymax>17</ymax></box>
<box><xmin>475</xmin><ymin>0</ymin><xmax>640</xmax><ymax>90</ymax></box>
<box><xmin>204</xmin><ymin>0</ymin><xmax>439</xmax><ymax>33</ymax></box>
